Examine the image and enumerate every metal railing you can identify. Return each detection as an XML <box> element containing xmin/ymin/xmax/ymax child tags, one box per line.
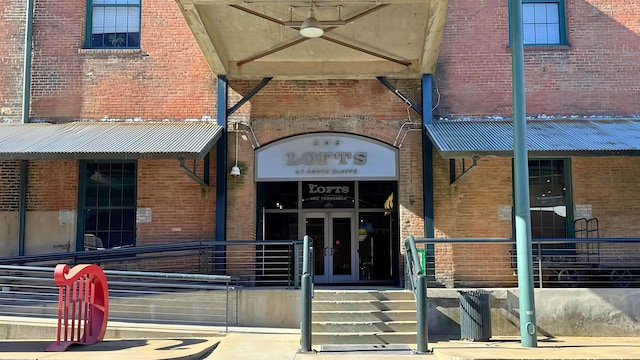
<box><xmin>412</xmin><ymin>237</ymin><xmax>640</xmax><ymax>288</ymax></box>
<box><xmin>403</xmin><ymin>235</ymin><xmax>429</xmax><ymax>354</ymax></box>
<box><xmin>0</xmin><ymin>264</ymin><xmax>235</xmax><ymax>331</ymax></box>
<box><xmin>0</xmin><ymin>239</ymin><xmax>305</xmax><ymax>288</ymax></box>
<box><xmin>299</xmin><ymin>235</ymin><xmax>313</xmax><ymax>353</ymax></box>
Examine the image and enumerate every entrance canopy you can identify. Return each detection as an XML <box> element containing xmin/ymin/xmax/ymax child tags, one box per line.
<box><xmin>425</xmin><ymin>118</ymin><xmax>640</xmax><ymax>158</ymax></box>
<box><xmin>0</xmin><ymin>122</ymin><xmax>223</xmax><ymax>160</ymax></box>
<box><xmin>174</xmin><ymin>0</ymin><xmax>448</xmax><ymax>79</ymax></box>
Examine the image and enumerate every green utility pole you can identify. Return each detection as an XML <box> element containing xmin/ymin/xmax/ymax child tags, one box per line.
<box><xmin>509</xmin><ymin>0</ymin><xmax>538</xmax><ymax>348</ymax></box>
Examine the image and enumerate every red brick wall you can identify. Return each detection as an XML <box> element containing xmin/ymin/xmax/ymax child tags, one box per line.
<box><xmin>572</xmin><ymin>157</ymin><xmax>640</xmax><ymax>238</ymax></box>
<box><xmin>28</xmin><ymin>0</ymin><xmax>85</xmax><ymax>119</ymax></box>
<box><xmin>136</xmin><ymin>157</ymin><xmax>216</xmax><ymax>245</ymax></box>
<box><xmin>26</xmin><ymin>161</ymin><xmax>78</xmax><ymax>210</ymax></box>
<box><xmin>0</xmin><ymin>1</ymin><xmax>27</xmax><ymax>123</ymax></box>
<box><xmin>229</xmin><ymin>79</ymin><xmax>421</xmax><ymax>122</ymax></box>
<box><xmin>27</xmin><ymin>0</ymin><xmax>215</xmax><ymax>121</ymax></box>
<box><xmin>431</xmin><ymin>153</ymin><xmax>516</xmax><ymax>287</ymax></box>
<box><xmin>436</xmin><ymin>0</ymin><xmax>640</xmax><ymax>117</ymax></box>
<box><xmin>0</xmin><ymin>162</ymin><xmax>21</xmax><ymax>210</ymax></box>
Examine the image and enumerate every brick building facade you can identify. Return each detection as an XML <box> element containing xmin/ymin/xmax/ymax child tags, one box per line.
<box><xmin>1</xmin><ymin>0</ymin><xmax>639</xmax><ymax>288</ymax></box>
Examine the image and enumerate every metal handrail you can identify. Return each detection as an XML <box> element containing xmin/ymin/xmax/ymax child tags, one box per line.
<box><xmin>0</xmin><ymin>239</ymin><xmax>305</xmax><ymax>288</ymax></box>
<box><xmin>0</xmin><ymin>264</ymin><xmax>235</xmax><ymax>332</ymax></box>
<box><xmin>414</xmin><ymin>237</ymin><xmax>640</xmax><ymax>244</ymax></box>
<box><xmin>0</xmin><ymin>240</ymin><xmax>304</xmax><ymax>266</ymax></box>
<box><xmin>403</xmin><ymin>235</ymin><xmax>429</xmax><ymax>354</ymax></box>
<box><xmin>413</xmin><ymin>237</ymin><xmax>640</xmax><ymax>288</ymax></box>
<box><xmin>404</xmin><ymin>235</ymin><xmax>423</xmax><ymax>290</ymax></box>
<box><xmin>299</xmin><ymin>235</ymin><xmax>313</xmax><ymax>353</ymax></box>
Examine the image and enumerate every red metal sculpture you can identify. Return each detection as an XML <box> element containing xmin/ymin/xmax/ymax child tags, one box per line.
<box><xmin>46</xmin><ymin>264</ymin><xmax>109</xmax><ymax>351</ymax></box>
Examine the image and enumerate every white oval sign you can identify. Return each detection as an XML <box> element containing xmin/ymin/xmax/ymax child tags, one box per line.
<box><xmin>255</xmin><ymin>133</ymin><xmax>398</xmax><ymax>181</ymax></box>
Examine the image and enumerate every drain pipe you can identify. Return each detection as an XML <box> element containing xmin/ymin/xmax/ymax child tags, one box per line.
<box><xmin>18</xmin><ymin>162</ymin><xmax>27</xmax><ymax>256</ymax></box>
<box><xmin>18</xmin><ymin>0</ymin><xmax>36</xmax><ymax>256</ymax></box>
<box><xmin>22</xmin><ymin>0</ymin><xmax>34</xmax><ymax>125</ymax></box>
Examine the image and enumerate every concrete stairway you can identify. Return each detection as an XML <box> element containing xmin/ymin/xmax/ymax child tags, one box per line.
<box><xmin>312</xmin><ymin>289</ymin><xmax>418</xmax><ymax>345</ymax></box>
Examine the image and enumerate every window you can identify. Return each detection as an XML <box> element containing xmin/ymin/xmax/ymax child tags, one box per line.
<box><xmin>79</xmin><ymin>161</ymin><xmax>137</xmax><ymax>250</ymax></box>
<box><xmin>528</xmin><ymin>159</ymin><xmax>571</xmax><ymax>239</ymax></box>
<box><xmin>510</xmin><ymin>0</ymin><xmax>567</xmax><ymax>46</ymax></box>
<box><xmin>511</xmin><ymin>159</ymin><xmax>574</xmax><ymax>267</ymax></box>
<box><xmin>86</xmin><ymin>0</ymin><xmax>141</xmax><ymax>49</ymax></box>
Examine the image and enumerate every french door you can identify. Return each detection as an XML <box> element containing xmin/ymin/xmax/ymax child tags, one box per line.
<box><xmin>304</xmin><ymin>212</ymin><xmax>356</xmax><ymax>284</ymax></box>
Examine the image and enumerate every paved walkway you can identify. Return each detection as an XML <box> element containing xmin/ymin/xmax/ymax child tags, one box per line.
<box><xmin>2</xmin><ymin>328</ymin><xmax>640</xmax><ymax>360</ymax></box>
<box><xmin>209</xmin><ymin>331</ymin><xmax>640</xmax><ymax>359</ymax></box>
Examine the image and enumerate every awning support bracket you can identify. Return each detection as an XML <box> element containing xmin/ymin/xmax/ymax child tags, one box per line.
<box><xmin>227</xmin><ymin>77</ymin><xmax>273</xmax><ymax>116</ymax></box>
<box><xmin>179</xmin><ymin>156</ymin><xmax>209</xmax><ymax>186</ymax></box>
<box><xmin>376</xmin><ymin>76</ymin><xmax>423</xmax><ymax>116</ymax></box>
<box><xmin>450</xmin><ymin>156</ymin><xmax>479</xmax><ymax>186</ymax></box>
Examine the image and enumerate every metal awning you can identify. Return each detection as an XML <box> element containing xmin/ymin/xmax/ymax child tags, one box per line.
<box><xmin>425</xmin><ymin>118</ymin><xmax>640</xmax><ymax>158</ymax></box>
<box><xmin>0</xmin><ymin>122</ymin><xmax>223</xmax><ymax>160</ymax></box>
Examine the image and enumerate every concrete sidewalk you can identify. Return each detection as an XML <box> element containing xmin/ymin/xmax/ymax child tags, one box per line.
<box><xmin>2</xmin><ymin>327</ymin><xmax>640</xmax><ymax>359</ymax></box>
<box><xmin>209</xmin><ymin>332</ymin><xmax>640</xmax><ymax>359</ymax></box>
<box><xmin>431</xmin><ymin>336</ymin><xmax>640</xmax><ymax>360</ymax></box>
<box><xmin>0</xmin><ymin>338</ymin><xmax>219</xmax><ymax>360</ymax></box>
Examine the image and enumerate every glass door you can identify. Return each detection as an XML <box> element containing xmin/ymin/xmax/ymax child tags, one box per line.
<box><xmin>304</xmin><ymin>212</ymin><xmax>355</xmax><ymax>284</ymax></box>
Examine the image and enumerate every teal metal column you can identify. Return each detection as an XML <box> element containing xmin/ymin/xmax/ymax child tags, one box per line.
<box><xmin>419</xmin><ymin>74</ymin><xmax>433</xmax><ymax>353</ymax></box>
<box><xmin>215</xmin><ymin>76</ymin><xmax>228</xmax><ymax>242</ymax></box>
<box><xmin>18</xmin><ymin>161</ymin><xmax>27</xmax><ymax>256</ymax></box>
<box><xmin>422</xmin><ymin>74</ymin><xmax>435</xmax><ymax>284</ymax></box>
<box><xmin>421</xmin><ymin>74</ymin><xmax>434</xmax><ymax>239</ymax></box>
<box><xmin>18</xmin><ymin>0</ymin><xmax>35</xmax><ymax>255</ymax></box>
<box><xmin>299</xmin><ymin>235</ymin><xmax>312</xmax><ymax>352</ymax></box>
<box><xmin>509</xmin><ymin>0</ymin><xmax>538</xmax><ymax>348</ymax></box>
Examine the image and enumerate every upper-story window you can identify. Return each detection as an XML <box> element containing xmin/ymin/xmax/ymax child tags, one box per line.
<box><xmin>86</xmin><ymin>0</ymin><xmax>141</xmax><ymax>49</ymax></box>
<box><xmin>522</xmin><ymin>0</ymin><xmax>567</xmax><ymax>45</ymax></box>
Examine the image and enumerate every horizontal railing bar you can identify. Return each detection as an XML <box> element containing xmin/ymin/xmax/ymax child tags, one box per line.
<box><xmin>0</xmin><ymin>239</ymin><xmax>303</xmax><ymax>266</ymax></box>
<box><xmin>415</xmin><ymin>238</ymin><xmax>511</xmax><ymax>243</ymax></box>
<box><xmin>0</xmin><ymin>265</ymin><xmax>231</xmax><ymax>283</ymax></box>
<box><xmin>107</xmin><ymin>281</ymin><xmax>233</xmax><ymax>290</ymax></box>
<box><xmin>0</xmin><ymin>275</ymin><xmax>63</xmax><ymax>283</ymax></box>
<box><xmin>415</xmin><ymin>237</ymin><xmax>640</xmax><ymax>244</ymax></box>
<box><xmin>104</xmin><ymin>270</ymin><xmax>231</xmax><ymax>282</ymax></box>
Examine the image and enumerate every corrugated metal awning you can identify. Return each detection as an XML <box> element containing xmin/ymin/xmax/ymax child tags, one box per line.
<box><xmin>425</xmin><ymin>118</ymin><xmax>640</xmax><ymax>158</ymax></box>
<box><xmin>0</xmin><ymin>122</ymin><xmax>223</xmax><ymax>160</ymax></box>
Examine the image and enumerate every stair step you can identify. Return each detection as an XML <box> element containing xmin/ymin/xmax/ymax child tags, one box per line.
<box><xmin>313</xmin><ymin>332</ymin><xmax>418</xmax><ymax>345</ymax></box>
<box><xmin>310</xmin><ymin>290</ymin><xmax>419</xmax><ymax>346</ymax></box>
<box><xmin>313</xmin><ymin>290</ymin><xmax>414</xmax><ymax>301</ymax></box>
<box><xmin>313</xmin><ymin>310</ymin><xmax>416</xmax><ymax>322</ymax></box>
<box><xmin>313</xmin><ymin>321</ymin><xmax>417</xmax><ymax>333</ymax></box>
<box><xmin>313</xmin><ymin>300</ymin><xmax>416</xmax><ymax>311</ymax></box>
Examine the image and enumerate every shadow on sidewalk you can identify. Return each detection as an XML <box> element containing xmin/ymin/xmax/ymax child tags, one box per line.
<box><xmin>0</xmin><ymin>338</ymin><xmax>210</xmax><ymax>352</ymax></box>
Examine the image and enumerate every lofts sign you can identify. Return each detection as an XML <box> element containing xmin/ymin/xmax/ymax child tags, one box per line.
<box><xmin>255</xmin><ymin>133</ymin><xmax>398</xmax><ymax>181</ymax></box>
